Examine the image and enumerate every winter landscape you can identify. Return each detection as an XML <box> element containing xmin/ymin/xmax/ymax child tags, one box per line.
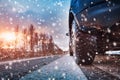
<box><xmin>0</xmin><ymin>0</ymin><xmax>120</xmax><ymax>80</ymax></box>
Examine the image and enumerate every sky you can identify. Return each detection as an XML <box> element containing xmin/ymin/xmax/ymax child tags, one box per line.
<box><xmin>0</xmin><ymin>0</ymin><xmax>71</xmax><ymax>50</ymax></box>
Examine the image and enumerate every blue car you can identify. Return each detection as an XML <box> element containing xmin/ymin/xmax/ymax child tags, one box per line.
<box><xmin>69</xmin><ymin>0</ymin><xmax>120</xmax><ymax>65</ymax></box>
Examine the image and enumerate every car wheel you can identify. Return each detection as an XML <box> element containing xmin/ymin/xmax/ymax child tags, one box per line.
<box><xmin>69</xmin><ymin>20</ymin><xmax>76</xmax><ymax>56</ymax></box>
<box><xmin>76</xmin><ymin>30</ymin><xmax>97</xmax><ymax>65</ymax></box>
<box><xmin>70</xmin><ymin>20</ymin><xmax>97</xmax><ymax>65</ymax></box>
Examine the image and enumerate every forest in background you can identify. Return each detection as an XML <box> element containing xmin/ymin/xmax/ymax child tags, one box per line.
<box><xmin>0</xmin><ymin>24</ymin><xmax>63</xmax><ymax>61</ymax></box>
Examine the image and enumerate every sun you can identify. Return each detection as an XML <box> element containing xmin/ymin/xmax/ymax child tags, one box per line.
<box><xmin>1</xmin><ymin>32</ymin><xmax>16</xmax><ymax>41</ymax></box>
<box><xmin>0</xmin><ymin>31</ymin><xmax>24</xmax><ymax>49</ymax></box>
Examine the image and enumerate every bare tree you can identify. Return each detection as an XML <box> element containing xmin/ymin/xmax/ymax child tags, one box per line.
<box><xmin>15</xmin><ymin>25</ymin><xmax>19</xmax><ymax>51</ymax></box>
<box><xmin>34</xmin><ymin>32</ymin><xmax>38</xmax><ymax>46</ymax></box>
<box><xmin>23</xmin><ymin>28</ymin><xmax>27</xmax><ymax>53</ymax></box>
<box><xmin>34</xmin><ymin>32</ymin><xmax>39</xmax><ymax>55</ymax></box>
<box><xmin>48</xmin><ymin>35</ymin><xmax>54</xmax><ymax>54</ymax></box>
<box><xmin>29</xmin><ymin>24</ymin><xmax>35</xmax><ymax>56</ymax></box>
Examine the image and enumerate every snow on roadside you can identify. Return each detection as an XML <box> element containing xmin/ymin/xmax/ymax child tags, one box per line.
<box><xmin>20</xmin><ymin>55</ymin><xmax>88</xmax><ymax>80</ymax></box>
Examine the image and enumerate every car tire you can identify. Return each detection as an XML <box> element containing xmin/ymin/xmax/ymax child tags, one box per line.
<box><xmin>75</xmin><ymin>30</ymin><xmax>97</xmax><ymax>65</ymax></box>
<box><xmin>70</xmin><ymin>20</ymin><xmax>97</xmax><ymax>65</ymax></box>
<box><xmin>69</xmin><ymin>20</ymin><xmax>76</xmax><ymax>56</ymax></box>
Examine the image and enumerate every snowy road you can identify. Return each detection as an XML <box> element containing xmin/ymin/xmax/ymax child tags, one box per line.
<box><xmin>81</xmin><ymin>55</ymin><xmax>120</xmax><ymax>80</ymax></box>
<box><xmin>20</xmin><ymin>54</ymin><xmax>120</xmax><ymax>80</ymax></box>
<box><xmin>20</xmin><ymin>55</ymin><xmax>87</xmax><ymax>80</ymax></box>
<box><xmin>0</xmin><ymin>55</ymin><xmax>61</xmax><ymax>80</ymax></box>
<box><xmin>0</xmin><ymin>54</ymin><xmax>120</xmax><ymax>80</ymax></box>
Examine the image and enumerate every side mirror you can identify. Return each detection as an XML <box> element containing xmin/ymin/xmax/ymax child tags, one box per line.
<box><xmin>66</xmin><ymin>33</ymin><xmax>69</xmax><ymax>36</ymax></box>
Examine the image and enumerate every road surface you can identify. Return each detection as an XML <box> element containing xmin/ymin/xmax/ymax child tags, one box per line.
<box><xmin>0</xmin><ymin>54</ymin><xmax>120</xmax><ymax>80</ymax></box>
<box><xmin>21</xmin><ymin>54</ymin><xmax>120</xmax><ymax>80</ymax></box>
<box><xmin>0</xmin><ymin>55</ymin><xmax>61</xmax><ymax>80</ymax></box>
<box><xmin>81</xmin><ymin>55</ymin><xmax>120</xmax><ymax>80</ymax></box>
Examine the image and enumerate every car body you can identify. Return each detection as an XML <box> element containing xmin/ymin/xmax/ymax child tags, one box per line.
<box><xmin>69</xmin><ymin>0</ymin><xmax>120</xmax><ymax>65</ymax></box>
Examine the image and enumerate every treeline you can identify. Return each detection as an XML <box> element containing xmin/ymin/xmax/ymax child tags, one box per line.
<box><xmin>0</xmin><ymin>24</ymin><xmax>63</xmax><ymax>61</ymax></box>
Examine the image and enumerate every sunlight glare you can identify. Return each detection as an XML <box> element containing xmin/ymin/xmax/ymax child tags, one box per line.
<box><xmin>1</xmin><ymin>32</ymin><xmax>16</xmax><ymax>41</ymax></box>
